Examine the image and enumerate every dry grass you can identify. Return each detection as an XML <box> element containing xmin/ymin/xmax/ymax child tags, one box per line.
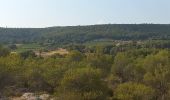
<box><xmin>35</xmin><ymin>48</ymin><xmax>69</xmax><ymax>57</ymax></box>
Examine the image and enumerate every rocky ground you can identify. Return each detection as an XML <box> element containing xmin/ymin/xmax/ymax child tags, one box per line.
<box><xmin>1</xmin><ymin>93</ymin><xmax>54</xmax><ymax>100</ymax></box>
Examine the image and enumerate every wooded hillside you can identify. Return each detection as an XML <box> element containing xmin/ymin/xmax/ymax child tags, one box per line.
<box><xmin>0</xmin><ymin>24</ymin><xmax>170</xmax><ymax>44</ymax></box>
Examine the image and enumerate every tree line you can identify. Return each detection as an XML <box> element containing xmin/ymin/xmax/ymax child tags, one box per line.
<box><xmin>0</xmin><ymin>24</ymin><xmax>170</xmax><ymax>45</ymax></box>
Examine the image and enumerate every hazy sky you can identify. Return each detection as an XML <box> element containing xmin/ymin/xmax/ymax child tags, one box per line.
<box><xmin>0</xmin><ymin>0</ymin><xmax>170</xmax><ymax>27</ymax></box>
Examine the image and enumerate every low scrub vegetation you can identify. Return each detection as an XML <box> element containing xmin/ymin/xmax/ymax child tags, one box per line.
<box><xmin>0</xmin><ymin>45</ymin><xmax>170</xmax><ymax>100</ymax></box>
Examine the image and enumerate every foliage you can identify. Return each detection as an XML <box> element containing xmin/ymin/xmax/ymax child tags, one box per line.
<box><xmin>0</xmin><ymin>37</ymin><xmax>170</xmax><ymax>100</ymax></box>
<box><xmin>0</xmin><ymin>24</ymin><xmax>170</xmax><ymax>46</ymax></box>
<box><xmin>114</xmin><ymin>82</ymin><xmax>155</xmax><ymax>100</ymax></box>
<box><xmin>59</xmin><ymin>67</ymin><xmax>109</xmax><ymax>100</ymax></box>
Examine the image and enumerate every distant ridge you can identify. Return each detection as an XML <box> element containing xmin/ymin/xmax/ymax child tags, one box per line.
<box><xmin>0</xmin><ymin>24</ymin><xmax>170</xmax><ymax>44</ymax></box>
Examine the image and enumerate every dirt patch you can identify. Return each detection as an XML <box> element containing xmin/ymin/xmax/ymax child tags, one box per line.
<box><xmin>35</xmin><ymin>48</ymin><xmax>69</xmax><ymax>57</ymax></box>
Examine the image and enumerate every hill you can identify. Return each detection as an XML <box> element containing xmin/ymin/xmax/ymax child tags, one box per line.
<box><xmin>0</xmin><ymin>24</ymin><xmax>170</xmax><ymax>45</ymax></box>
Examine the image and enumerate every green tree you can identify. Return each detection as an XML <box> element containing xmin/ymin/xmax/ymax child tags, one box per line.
<box><xmin>111</xmin><ymin>52</ymin><xmax>133</xmax><ymax>82</ymax></box>
<box><xmin>20</xmin><ymin>50</ymin><xmax>36</xmax><ymax>59</ymax></box>
<box><xmin>143</xmin><ymin>50</ymin><xmax>170</xmax><ymax>100</ymax></box>
<box><xmin>58</xmin><ymin>67</ymin><xmax>109</xmax><ymax>100</ymax></box>
<box><xmin>67</xmin><ymin>50</ymin><xmax>85</xmax><ymax>62</ymax></box>
<box><xmin>114</xmin><ymin>82</ymin><xmax>155</xmax><ymax>100</ymax></box>
<box><xmin>86</xmin><ymin>53</ymin><xmax>113</xmax><ymax>76</ymax></box>
<box><xmin>0</xmin><ymin>45</ymin><xmax>10</xmax><ymax>57</ymax></box>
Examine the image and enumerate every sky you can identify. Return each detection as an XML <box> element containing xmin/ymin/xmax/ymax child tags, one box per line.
<box><xmin>0</xmin><ymin>0</ymin><xmax>170</xmax><ymax>28</ymax></box>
